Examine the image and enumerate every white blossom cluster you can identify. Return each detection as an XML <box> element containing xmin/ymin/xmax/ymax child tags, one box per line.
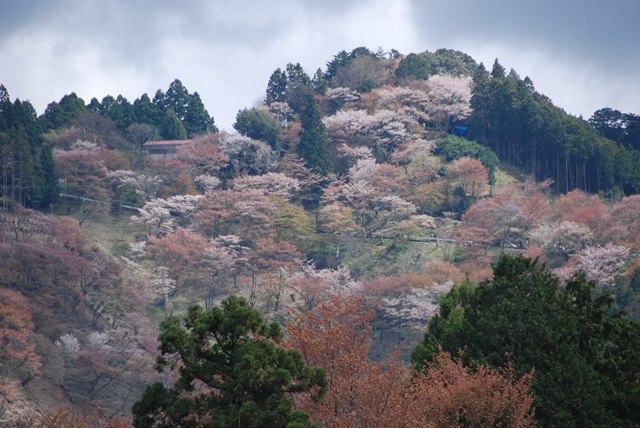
<box><xmin>381</xmin><ymin>280</ymin><xmax>454</xmax><ymax>330</ymax></box>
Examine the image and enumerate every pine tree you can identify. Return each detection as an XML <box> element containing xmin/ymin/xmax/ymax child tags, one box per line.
<box><xmin>132</xmin><ymin>296</ymin><xmax>326</xmax><ymax>428</ymax></box>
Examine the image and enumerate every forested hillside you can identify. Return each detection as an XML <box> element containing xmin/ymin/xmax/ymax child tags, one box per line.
<box><xmin>1</xmin><ymin>46</ymin><xmax>640</xmax><ymax>427</ymax></box>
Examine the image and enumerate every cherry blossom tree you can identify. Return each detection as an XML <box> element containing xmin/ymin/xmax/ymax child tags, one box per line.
<box><xmin>132</xmin><ymin>194</ymin><xmax>203</xmax><ymax>237</ymax></box>
<box><xmin>391</xmin><ymin>139</ymin><xmax>436</xmax><ymax>172</ymax></box>
<box><xmin>577</xmin><ymin>243</ymin><xmax>630</xmax><ymax>290</ymax></box>
<box><xmin>54</xmin><ymin>141</ymin><xmax>109</xmax><ymax>197</ymax></box>
<box><xmin>286</xmin><ymin>295</ymin><xmax>535</xmax><ymax>428</ymax></box>
<box><xmin>104</xmin><ymin>170</ymin><xmax>140</xmax><ymax>211</ymax></box>
<box><xmin>461</xmin><ymin>196</ymin><xmax>525</xmax><ymax>250</ymax></box>
<box><xmin>199</xmin><ymin>235</ymin><xmax>248</xmax><ymax>310</ymax></box>
<box><xmin>285</xmin><ymin>264</ymin><xmax>362</xmax><ymax>311</ymax></box>
<box><xmin>220</xmin><ymin>134</ymin><xmax>276</xmax><ymax>176</ymax></box>
<box><xmin>195</xmin><ymin>188</ymin><xmax>281</xmax><ymax>243</ymax></box>
<box><xmin>242</xmin><ymin>237</ymin><xmax>303</xmax><ymax>313</ymax></box>
<box><xmin>424</xmin><ymin>74</ymin><xmax>473</xmax><ymax>130</ymax></box>
<box><xmin>0</xmin><ymin>288</ymin><xmax>40</xmax><ymax>378</ymax></box>
<box><xmin>37</xmin><ymin>404</ymin><xmax>131</xmax><ymax>428</ymax></box>
<box><xmin>275</xmin><ymin>153</ymin><xmax>327</xmax><ymax>209</ymax></box>
<box><xmin>374</xmin><ymin>86</ymin><xmax>431</xmax><ymax>120</ymax></box>
<box><xmin>553</xmin><ymin>189</ymin><xmax>607</xmax><ymax>231</ymax></box>
<box><xmin>406</xmin><ymin>350</ymin><xmax>536</xmax><ymax>427</ymax></box>
<box><xmin>528</xmin><ymin>220</ymin><xmax>594</xmax><ymax>257</ymax></box>
<box><xmin>56</xmin><ymin>333</ymin><xmax>80</xmax><ymax>367</ymax></box>
<box><xmin>54</xmin><ymin>141</ymin><xmax>112</xmax><ymax>225</ymax></box>
<box><xmin>286</xmin><ymin>295</ymin><xmax>407</xmax><ymax>428</ymax></box>
<box><xmin>232</xmin><ymin>172</ymin><xmax>301</xmax><ymax>201</ymax></box>
<box><xmin>80</xmin><ymin>329</ymin><xmax>151</xmax><ymax>402</ymax></box>
<box><xmin>323</xmin><ymin>109</ymin><xmax>417</xmax><ymax>163</ymax></box>
<box><xmin>175</xmin><ymin>133</ymin><xmax>229</xmax><ymax>175</ymax></box>
<box><xmin>324</xmin><ymin>87</ymin><xmax>360</xmax><ymax>114</ymax></box>
<box><xmin>446</xmin><ymin>157</ymin><xmax>489</xmax><ymax>199</ymax></box>
<box><xmin>381</xmin><ymin>280</ymin><xmax>454</xmax><ymax>330</ymax></box>
<box><xmin>193</xmin><ymin>174</ymin><xmax>221</xmax><ymax>193</ymax></box>
<box><xmin>146</xmin><ymin>228</ymin><xmax>210</xmax><ymax>298</ymax></box>
<box><xmin>318</xmin><ymin>202</ymin><xmax>358</xmax><ymax>237</ymax></box>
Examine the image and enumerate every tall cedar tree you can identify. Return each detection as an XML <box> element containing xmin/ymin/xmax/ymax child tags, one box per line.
<box><xmin>160</xmin><ymin>108</ymin><xmax>187</xmax><ymax>140</ymax></box>
<box><xmin>297</xmin><ymin>94</ymin><xmax>332</xmax><ymax>175</ymax></box>
<box><xmin>1</xmin><ymin>85</ymin><xmax>58</xmax><ymax>210</ymax></box>
<box><xmin>466</xmin><ymin>59</ymin><xmax>640</xmax><ymax>194</ymax></box>
<box><xmin>132</xmin><ymin>296</ymin><xmax>326</xmax><ymax>428</ymax></box>
<box><xmin>413</xmin><ymin>254</ymin><xmax>640</xmax><ymax>428</ymax></box>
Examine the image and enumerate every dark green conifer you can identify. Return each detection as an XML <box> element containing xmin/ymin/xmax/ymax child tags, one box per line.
<box><xmin>297</xmin><ymin>94</ymin><xmax>332</xmax><ymax>175</ymax></box>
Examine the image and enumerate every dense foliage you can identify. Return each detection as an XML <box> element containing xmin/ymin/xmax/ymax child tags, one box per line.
<box><xmin>287</xmin><ymin>295</ymin><xmax>536</xmax><ymax>427</ymax></box>
<box><xmin>297</xmin><ymin>93</ymin><xmax>332</xmax><ymax>175</ymax></box>
<box><xmin>435</xmin><ymin>134</ymin><xmax>499</xmax><ymax>184</ymax></box>
<box><xmin>413</xmin><ymin>254</ymin><xmax>640</xmax><ymax>427</ymax></box>
<box><xmin>467</xmin><ymin>61</ymin><xmax>640</xmax><ymax>194</ymax></box>
<box><xmin>40</xmin><ymin>79</ymin><xmax>217</xmax><ymax>137</ymax></box>
<box><xmin>233</xmin><ymin>107</ymin><xmax>281</xmax><ymax>150</ymax></box>
<box><xmin>2</xmin><ymin>43</ymin><xmax>640</xmax><ymax>426</ymax></box>
<box><xmin>0</xmin><ymin>85</ymin><xmax>58</xmax><ymax>209</ymax></box>
<box><xmin>132</xmin><ymin>296</ymin><xmax>327</xmax><ymax>428</ymax></box>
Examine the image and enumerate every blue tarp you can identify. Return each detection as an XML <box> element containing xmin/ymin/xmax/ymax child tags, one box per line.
<box><xmin>453</xmin><ymin>126</ymin><xmax>468</xmax><ymax>136</ymax></box>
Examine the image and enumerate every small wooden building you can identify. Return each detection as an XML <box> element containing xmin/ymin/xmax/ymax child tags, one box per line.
<box><xmin>144</xmin><ymin>140</ymin><xmax>192</xmax><ymax>159</ymax></box>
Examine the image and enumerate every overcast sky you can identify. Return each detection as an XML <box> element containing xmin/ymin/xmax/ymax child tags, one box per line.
<box><xmin>1</xmin><ymin>0</ymin><xmax>639</xmax><ymax>131</ymax></box>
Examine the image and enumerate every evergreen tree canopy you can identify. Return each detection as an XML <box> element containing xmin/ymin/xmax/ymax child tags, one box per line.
<box><xmin>78</xmin><ymin>80</ymin><xmax>217</xmax><ymax>139</ymax></box>
<box><xmin>132</xmin><ymin>296</ymin><xmax>326</xmax><ymax>428</ymax></box>
<box><xmin>265</xmin><ymin>63</ymin><xmax>313</xmax><ymax>114</ymax></box>
<box><xmin>466</xmin><ymin>60</ymin><xmax>640</xmax><ymax>195</ymax></box>
<box><xmin>395</xmin><ymin>49</ymin><xmax>478</xmax><ymax>81</ymax></box>
<box><xmin>160</xmin><ymin>108</ymin><xmax>188</xmax><ymax>140</ymax></box>
<box><xmin>325</xmin><ymin>46</ymin><xmax>380</xmax><ymax>82</ymax></box>
<box><xmin>296</xmin><ymin>94</ymin><xmax>332</xmax><ymax>175</ymax></box>
<box><xmin>434</xmin><ymin>135</ymin><xmax>499</xmax><ymax>184</ymax></box>
<box><xmin>395</xmin><ymin>53</ymin><xmax>431</xmax><ymax>80</ymax></box>
<box><xmin>1</xmin><ymin>85</ymin><xmax>58</xmax><ymax>209</ymax></box>
<box><xmin>233</xmin><ymin>107</ymin><xmax>281</xmax><ymax>150</ymax></box>
<box><xmin>133</xmin><ymin>93</ymin><xmax>158</xmax><ymax>126</ymax></box>
<box><xmin>413</xmin><ymin>254</ymin><xmax>640</xmax><ymax>427</ymax></box>
<box><xmin>38</xmin><ymin>92</ymin><xmax>88</xmax><ymax>132</ymax></box>
<box><xmin>266</xmin><ymin>68</ymin><xmax>288</xmax><ymax>105</ymax></box>
<box><xmin>589</xmin><ymin>107</ymin><xmax>640</xmax><ymax>151</ymax></box>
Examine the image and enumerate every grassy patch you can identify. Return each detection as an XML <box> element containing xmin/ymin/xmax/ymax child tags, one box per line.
<box><xmin>75</xmin><ymin>213</ymin><xmax>136</xmax><ymax>259</ymax></box>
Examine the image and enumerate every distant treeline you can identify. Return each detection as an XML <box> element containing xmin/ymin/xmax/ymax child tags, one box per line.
<box><xmin>0</xmin><ymin>85</ymin><xmax>58</xmax><ymax>209</ymax></box>
<box><xmin>38</xmin><ymin>79</ymin><xmax>217</xmax><ymax>139</ymax></box>
<box><xmin>466</xmin><ymin>60</ymin><xmax>640</xmax><ymax>195</ymax></box>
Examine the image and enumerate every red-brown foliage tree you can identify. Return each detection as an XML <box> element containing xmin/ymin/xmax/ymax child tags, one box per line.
<box><xmin>286</xmin><ymin>295</ymin><xmax>537</xmax><ymax>427</ymax></box>
<box><xmin>406</xmin><ymin>350</ymin><xmax>536</xmax><ymax>427</ymax></box>
<box><xmin>37</xmin><ymin>403</ymin><xmax>131</xmax><ymax>428</ymax></box>
<box><xmin>146</xmin><ymin>228</ymin><xmax>209</xmax><ymax>293</ymax></box>
<box><xmin>603</xmin><ymin>195</ymin><xmax>640</xmax><ymax>249</ymax></box>
<box><xmin>553</xmin><ymin>189</ymin><xmax>607</xmax><ymax>232</ymax></box>
<box><xmin>286</xmin><ymin>295</ymin><xmax>407</xmax><ymax>428</ymax></box>
<box><xmin>447</xmin><ymin>157</ymin><xmax>489</xmax><ymax>199</ymax></box>
<box><xmin>0</xmin><ymin>288</ymin><xmax>40</xmax><ymax>378</ymax></box>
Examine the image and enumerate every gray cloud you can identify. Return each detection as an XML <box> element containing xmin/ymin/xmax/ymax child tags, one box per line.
<box><xmin>408</xmin><ymin>0</ymin><xmax>640</xmax><ymax>71</ymax></box>
<box><xmin>0</xmin><ymin>0</ymin><xmax>638</xmax><ymax>130</ymax></box>
<box><xmin>406</xmin><ymin>0</ymin><xmax>640</xmax><ymax>117</ymax></box>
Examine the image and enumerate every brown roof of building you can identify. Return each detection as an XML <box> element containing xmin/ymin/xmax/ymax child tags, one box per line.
<box><xmin>144</xmin><ymin>139</ymin><xmax>192</xmax><ymax>147</ymax></box>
